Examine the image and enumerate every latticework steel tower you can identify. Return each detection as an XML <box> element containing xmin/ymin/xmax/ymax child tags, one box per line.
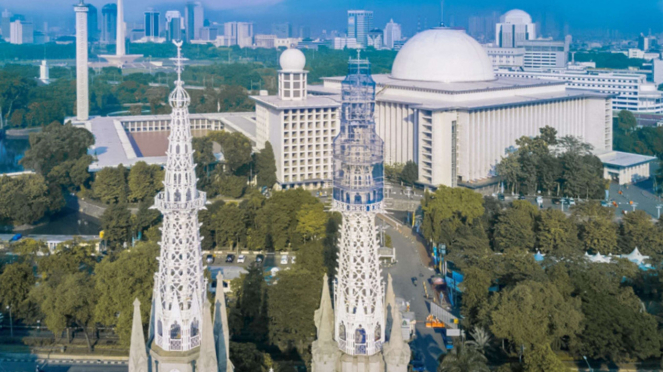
<box><xmin>332</xmin><ymin>54</ymin><xmax>385</xmax><ymax>357</ymax></box>
<box><xmin>151</xmin><ymin>41</ymin><xmax>207</xmax><ymax>354</ymax></box>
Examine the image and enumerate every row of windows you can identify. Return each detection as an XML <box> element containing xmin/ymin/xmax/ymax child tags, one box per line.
<box><xmin>284</xmin><ymin>165</ymin><xmax>330</xmax><ymax>173</ymax></box>
<box><xmin>284</xmin><ymin>158</ymin><xmax>329</xmax><ymax>166</ymax></box>
<box><xmin>284</xmin><ymin>108</ymin><xmax>335</xmax><ymax>114</ymax></box>
<box><xmin>284</xmin><ymin>123</ymin><xmax>335</xmax><ymax>130</ymax></box>
<box><xmin>284</xmin><ymin>114</ymin><xmax>337</xmax><ymax>121</ymax></box>
<box><xmin>284</xmin><ymin>129</ymin><xmax>336</xmax><ymax>136</ymax></box>
<box><xmin>284</xmin><ymin>173</ymin><xmax>331</xmax><ymax>182</ymax></box>
<box><xmin>284</xmin><ymin>150</ymin><xmax>330</xmax><ymax>159</ymax></box>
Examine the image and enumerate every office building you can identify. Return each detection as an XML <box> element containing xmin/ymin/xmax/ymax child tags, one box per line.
<box><xmin>496</xmin><ymin>67</ymin><xmax>663</xmax><ymax>113</ymax></box>
<box><xmin>199</xmin><ymin>26</ymin><xmax>217</xmax><ymax>41</ymax></box>
<box><xmin>347</xmin><ymin>10</ymin><xmax>373</xmax><ymax>48</ymax></box>
<box><xmin>272</xmin><ymin>22</ymin><xmax>291</xmax><ymax>38</ymax></box>
<box><xmin>468</xmin><ymin>11</ymin><xmax>500</xmax><ymax>42</ymax></box>
<box><xmin>74</xmin><ymin>1</ymin><xmax>89</xmax><ymax>121</ymax></box>
<box><xmin>87</xmin><ymin>4</ymin><xmax>98</xmax><ymax>41</ymax></box>
<box><xmin>166</xmin><ymin>11</ymin><xmax>183</xmax><ymax>42</ymax></box>
<box><xmin>484</xmin><ymin>46</ymin><xmax>525</xmax><ymax>67</ymax></box>
<box><xmin>367</xmin><ymin>28</ymin><xmax>383</xmax><ymax>49</ymax></box>
<box><xmin>254</xmin><ymin>34</ymin><xmax>276</xmax><ymax>48</ymax></box>
<box><xmin>184</xmin><ymin>1</ymin><xmax>203</xmax><ymax>41</ymax></box>
<box><xmin>639</xmin><ymin>33</ymin><xmax>651</xmax><ymax>52</ymax></box>
<box><xmin>101</xmin><ymin>3</ymin><xmax>117</xmax><ymax>44</ymax></box>
<box><xmin>331</xmin><ymin>37</ymin><xmax>358</xmax><ymax>50</ymax></box>
<box><xmin>144</xmin><ymin>8</ymin><xmax>159</xmax><ymax>40</ymax></box>
<box><xmin>1</xmin><ymin>9</ymin><xmax>11</xmax><ymax>42</ymax></box>
<box><xmin>383</xmin><ymin>19</ymin><xmax>401</xmax><ymax>49</ymax></box>
<box><xmin>251</xmin><ymin>48</ymin><xmax>341</xmax><ymax>189</ymax></box>
<box><xmin>299</xmin><ymin>25</ymin><xmax>311</xmax><ymax>39</ymax></box>
<box><xmin>223</xmin><ymin>22</ymin><xmax>237</xmax><ymax>45</ymax></box>
<box><xmin>519</xmin><ymin>38</ymin><xmax>569</xmax><ymax>69</ymax></box>
<box><xmin>495</xmin><ymin>9</ymin><xmax>536</xmax><ymax>48</ymax></box>
<box><xmin>10</xmin><ymin>20</ymin><xmax>33</xmax><ymax>44</ymax></box>
<box><xmin>313</xmin><ymin>29</ymin><xmax>612</xmax><ymax>188</ymax></box>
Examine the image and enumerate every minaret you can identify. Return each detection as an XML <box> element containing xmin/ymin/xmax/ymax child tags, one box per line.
<box><xmin>116</xmin><ymin>0</ymin><xmax>126</xmax><ymax>57</ymax></box>
<box><xmin>39</xmin><ymin>60</ymin><xmax>50</xmax><ymax>84</ymax></box>
<box><xmin>382</xmin><ymin>274</ymin><xmax>411</xmax><ymax>372</ymax></box>
<box><xmin>312</xmin><ymin>274</ymin><xmax>340</xmax><ymax>372</ymax></box>
<box><xmin>146</xmin><ymin>41</ymin><xmax>208</xmax><ymax>372</ymax></box>
<box><xmin>128</xmin><ymin>299</ymin><xmax>148</xmax><ymax>372</ymax></box>
<box><xmin>74</xmin><ymin>0</ymin><xmax>89</xmax><ymax>121</ymax></box>
<box><xmin>278</xmin><ymin>47</ymin><xmax>307</xmax><ymax>101</ymax></box>
<box><xmin>332</xmin><ymin>53</ymin><xmax>385</xmax><ymax>369</ymax></box>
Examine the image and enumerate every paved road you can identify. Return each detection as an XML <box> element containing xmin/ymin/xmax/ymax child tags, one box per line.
<box><xmin>381</xmin><ymin>220</ymin><xmax>444</xmax><ymax>372</ymax></box>
<box><xmin>0</xmin><ymin>359</ymin><xmax>126</xmax><ymax>372</ymax></box>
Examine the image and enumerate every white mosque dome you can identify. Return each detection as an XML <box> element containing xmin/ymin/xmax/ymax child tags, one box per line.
<box><xmin>501</xmin><ymin>9</ymin><xmax>532</xmax><ymax>24</ymax></box>
<box><xmin>279</xmin><ymin>48</ymin><xmax>306</xmax><ymax>71</ymax></box>
<box><xmin>390</xmin><ymin>28</ymin><xmax>495</xmax><ymax>83</ymax></box>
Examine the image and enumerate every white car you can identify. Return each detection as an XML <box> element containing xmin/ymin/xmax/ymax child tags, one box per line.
<box><xmin>280</xmin><ymin>256</ymin><xmax>288</xmax><ymax>265</ymax></box>
<box><xmin>237</xmin><ymin>255</ymin><xmax>246</xmax><ymax>263</ymax></box>
<box><xmin>291</xmin><ymin>256</ymin><xmax>296</xmax><ymax>264</ymax></box>
<box><xmin>569</xmin><ymin>198</ymin><xmax>576</xmax><ymax>206</ymax></box>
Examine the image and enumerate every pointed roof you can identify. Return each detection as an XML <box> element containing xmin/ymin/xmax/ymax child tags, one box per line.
<box><xmin>387</xmin><ymin>294</ymin><xmax>404</xmax><ymax>346</ymax></box>
<box><xmin>214</xmin><ymin>271</ymin><xmax>232</xmax><ymax>372</ymax></box>
<box><xmin>128</xmin><ymin>298</ymin><xmax>148</xmax><ymax>372</ymax></box>
<box><xmin>197</xmin><ymin>297</ymin><xmax>219</xmax><ymax>372</ymax></box>
<box><xmin>385</xmin><ymin>274</ymin><xmax>395</xmax><ymax>314</ymax></box>
<box><xmin>314</xmin><ymin>274</ymin><xmax>334</xmax><ymax>341</ymax></box>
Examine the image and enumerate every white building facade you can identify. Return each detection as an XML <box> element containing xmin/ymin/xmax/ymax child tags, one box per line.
<box><xmin>495</xmin><ymin>68</ymin><xmax>663</xmax><ymax>113</ymax></box>
<box><xmin>495</xmin><ymin>9</ymin><xmax>536</xmax><ymax>48</ymax></box>
<box><xmin>10</xmin><ymin>20</ymin><xmax>33</xmax><ymax>44</ymax></box>
<box><xmin>347</xmin><ymin>10</ymin><xmax>373</xmax><ymax>48</ymax></box>
<box><xmin>485</xmin><ymin>46</ymin><xmax>525</xmax><ymax>67</ymax></box>
<box><xmin>383</xmin><ymin>19</ymin><xmax>402</xmax><ymax>50</ymax></box>
<box><xmin>251</xmin><ymin>48</ymin><xmax>340</xmax><ymax>189</ymax></box>
<box><xmin>314</xmin><ymin>29</ymin><xmax>612</xmax><ymax>188</ymax></box>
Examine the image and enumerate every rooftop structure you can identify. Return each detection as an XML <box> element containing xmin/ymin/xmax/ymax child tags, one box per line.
<box><xmin>595</xmin><ymin>150</ymin><xmax>656</xmax><ymax>185</ymax></box>
<box><xmin>99</xmin><ymin>0</ymin><xmax>142</xmax><ymax>67</ymax></box>
<box><xmin>495</xmin><ymin>9</ymin><xmax>536</xmax><ymax>48</ymax></box>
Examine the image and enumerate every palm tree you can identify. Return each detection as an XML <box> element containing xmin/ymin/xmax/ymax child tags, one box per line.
<box><xmin>466</xmin><ymin>327</ymin><xmax>492</xmax><ymax>355</ymax></box>
<box><xmin>437</xmin><ymin>342</ymin><xmax>490</xmax><ymax>372</ymax></box>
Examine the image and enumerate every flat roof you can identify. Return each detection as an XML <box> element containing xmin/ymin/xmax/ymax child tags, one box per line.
<box><xmin>595</xmin><ymin>150</ymin><xmax>657</xmax><ymax>169</ymax></box>
<box><xmin>322</xmin><ymin>74</ymin><xmax>566</xmax><ymax>94</ymax></box>
<box><xmin>82</xmin><ymin>112</ymin><xmax>256</xmax><ymax>171</ymax></box>
<box><xmin>250</xmin><ymin>94</ymin><xmax>341</xmax><ymax>110</ymax></box>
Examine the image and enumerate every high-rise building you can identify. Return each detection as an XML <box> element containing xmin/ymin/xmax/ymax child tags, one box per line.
<box><xmin>299</xmin><ymin>25</ymin><xmax>311</xmax><ymax>39</ymax></box>
<box><xmin>127</xmin><ymin>42</ymin><xmax>232</xmax><ymax>372</ymax></box>
<box><xmin>144</xmin><ymin>8</ymin><xmax>159</xmax><ymax>40</ymax></box>
<box><xmin>223</xmin><ymin>22</ymin><xmax>237</xmax><ymax>45</ymax></box>
<box><xmin>199</xmin><ymin>26</ymin><xmax>218</xmax><ymax>41</ymax></box>
<box><xmin>184</xmin><ymin>1</ymin><xmax>203</xmax><ymax>41</ymax></box>
<box><xmin>10</xmin><ymin>20</ymin><xmax>33</xmax><ymax>44</ymax></box>
<box><xmin>639</xmin><ymin>33</ymin><xmax>651</xmax><ymax>52</ymax></box>
<box><xmin>98</xmin><ymin>0</ymin><xmax>142</xmax><ymax>68</ymax></box>
<box><xmin>310</xmin><ymin>54</ymin><xmax>411</xmax><ymax>372</ymax></box>
<box><xmin>1</xmin><ymin>9</ymin><xmax>11</xmax><ymax>42</ymax></box>
<box><xmin>87</xmin><ymin>4</ymin><xmax>98</xmax><ymax>41</ymax></box>
<box><xmin>39</xmin><ymin>60</ymin><xmax>49</xmax><ymax>84</ymax></box>
<box><xmin>272</xmin><ymin>22</ymin><xmax>291</xmax><ymax>38</ymax></box>
<box><xmin>74</xmin><ymin>1</ymin><xmax>89</xmax><ymax>121</ymax></box>
<box><xmin>166</xmin><ymin>11</ymin><xmax>183</xmax><ymax>42</ymax></box>
<box><xmin>383</xmin><ymin>19</ymin><xmax>401</xmax><ymax>49</ymax></box>
<box><xmin>495</xmin><ymin>9</ymin><xmax>536</xmax><ymax>47</ymax></box>
<box><xmin>225</xmin><ymin>22</ymin><xmax>253</xmax><ymax>48</ymax></box>
<box><xmin>101</xmin><ymin>3</ymin><xmax>117</xmax><ymax>44</ymax></box>
<box><xmin>347</xmin><ymin>10</ymin><xmax>373</xmax><ymax>48</ymax></box>
<box><xmin>367</xmin><ymin>28</ymin><xmax>383</xmax><ymax>49</ymax></box>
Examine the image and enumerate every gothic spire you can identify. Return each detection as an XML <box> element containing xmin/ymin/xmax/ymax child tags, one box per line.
<box><xmin>128</xmin><ymin>298</ymin><xmax>148</xmax><ymax>372</ymax></box>
<box><xmin>198</xmin><ymin>298</ymin><xmax>219</xmax><ymax>372</ymax></box>
<box><xmin>214</xmin><ymin>272</ymin><xmax>233</xmax><ymax>372</ymax></box>
<box><xmin>314</xmin><ymin>274</ymin><xmax>334</xmax><ymax>342</ymax></box>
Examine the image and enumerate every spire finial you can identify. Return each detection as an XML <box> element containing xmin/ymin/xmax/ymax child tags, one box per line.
<box><xmin>172</xmin><ymin>40</ymin><xmax>185</xmax><ymax>85</ymax></box>
<box><xmin>357</xmin><ymin>48</ymin><xmax>361</xmax><ymax>60</ymax></box>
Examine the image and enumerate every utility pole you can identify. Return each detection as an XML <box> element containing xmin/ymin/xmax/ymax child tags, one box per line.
<box><xmin>6</xmin><ymin>305</ymin><xmax>12</xmax><ymax>338</ymax></box>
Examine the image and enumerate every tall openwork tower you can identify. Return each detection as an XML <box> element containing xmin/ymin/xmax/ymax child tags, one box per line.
<box><xmin>332</xmin><ymin>54</ymin><xmax>385</xmax><ymax>357</ymax></box>
<box><xmin>74</xmin><ymin>0</ymin><xmax>89</xmax><ymax>121</ymax></box>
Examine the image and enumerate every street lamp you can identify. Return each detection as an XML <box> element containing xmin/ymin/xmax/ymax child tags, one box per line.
<box><xmin>632</xmin><ymin>202</ymin><xmax>638</xmax><ymax>212</ymax></box>
<box><xmin>6</xmin><ymin>305</ymin><xmax>12</xmax><ymax>338</ymax></box>
<box><xmin>37</xmin><ymin>320</ymin><xmax>41</xmax><ymax>334</ymax></box>
<box><xmin>657</xmin><ymin>204</ymin><xmax>662</xmax><ymax>219</ymax></box>
<box><xmin>583</xmin><ymin>356</ymin><xmax>593</xmax><ymax>372</ymax></box>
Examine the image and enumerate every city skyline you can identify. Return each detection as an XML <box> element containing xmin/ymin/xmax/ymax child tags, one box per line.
<box><xmin>4</xmin><ymin>0</ymin><xmax>663</xmax><ymax>38</ymax></box>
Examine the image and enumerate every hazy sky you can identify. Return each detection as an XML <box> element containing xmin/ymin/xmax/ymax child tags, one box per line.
<box><xmin>2</xmin><ymin>0</ymin><xmax>661</xmax><ymax>37</ymax></box>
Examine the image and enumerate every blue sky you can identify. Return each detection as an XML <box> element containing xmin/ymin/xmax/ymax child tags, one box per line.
<box><xmin>4</xmin><ymin>0</ymin><xmax>662</xmax><ymax>37</ymax></box>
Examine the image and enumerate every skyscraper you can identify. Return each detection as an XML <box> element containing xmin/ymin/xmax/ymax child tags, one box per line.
<box><xmin>237</xmin><ymin>22</ymin><xmax>253</xmax><ymax>48</ymax></box>
<box><xmin>299</xmin><ymin>25</ymin><xmax>311</xmax><ymax>39</ymax></box>
<box><xmin>1</xmin><ymin>9</ymin><xmax>11</xmax><ymax>42</ymax></box>
<box><xmin>311</xmin><ymin>54</ymin><xmax>411</xmax><ymax>372</ymax></box>
<box><xmin>10</xmin><ymin>20</ymin><xmax>33</xmax><ymax>44</ymax></box>
<box><xmin>272</xmin><ymin>22</ymin><xmax>291</xmax><ymax>38</ymax></box>
<box><xmin>166</xmin><ymin>11</ymin><xmax>183</xmax><ymax>42</ymax></box>
<box><xmin>101</xmin><ymin>3</ymin><xmax>117</xmax><ymax>44</ymax></box>
<box><xmin>87</xmin><ymin>4</ymin><xmax>98</xmax><ymax>41</ymax></box>
<box><xmin>144</xmin><ymin>8</ymin><xmax>159</xmax><ymax>40</ymax></box>
<box><xmin>74</xmin><ymin>1</ymin><xmax>89</xmax><ymax>121</ymax></box>
<box><xmin>184</xmin><ymin>1</ymin><xmax>203</xmax><ymax>42</ymax></box>
<box><xmin>127</xmin><ymin>41</ymin><xmax>232</xmax><ymax>372</ymax></box>
<box><xmin>347</xmin><ymin>10</ymin><xmax>373</xmax><ymax>48</ymax></box>
<box><xmin>383</xmin><ymin>19</ymin><xmax>401</xmax><ymax>50</ymax></box>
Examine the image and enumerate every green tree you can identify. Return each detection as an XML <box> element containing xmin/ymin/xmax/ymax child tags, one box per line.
<box><xmin>620</xmin><ymin>210</ymin><xmax>661</xmax><ymax>255</ymax></box>
<box><xmin>215</xmin><ymin>174</ymin><xmax>247</xmax><ymax>199</ymax></box>
<box><xmin>133</xmin><ymin>198</ymin><xmax>161</xmax><ymax>238</ymax></box>
<box><xmin>0</xmin><ymin>262</ymin><xmax>36</xmax><ymax>319</ymax></box>
<box><xmin>127</xmin><ymin>161</ymin><xmax>164</xmax><ymax>202</ymax></box>
<box><xmin>36</xmin><ymin>241</ymin><xmax>96</xmax><ymax>280</ymax></box>
<box><xmin>493</xmin><ymin>201</ymin><xmax>539</xmax><ymax>253</ymax></box>
<box><xmin>209</xmin><ymin>131</ymin><xmax>253</xmax><ymax>175</ymax></box>
<box><xmin>32</xmin><ymin>272</ymin><xmax>97</xmax><ymax>351</ymax></box>
<box><xmin>616</xmin><ymin>110</ymin><xmax>637</xmax><ymax>134</ymax></box>
<box><xmin>490</xmin><ymin>281</ymin><xmax>582</xmax><ymax>350</ymax></box>
<box><xmin>384</xmin><ymin>163</ymin><xmax>404</xmax><ymax>183</ymax></box>
<box><xmin>0</xmin><ymin>174</ymin><xmax>52</xmax><ymax>225</ymax></box>
<box><xmin>93</xmin><ymin>165</ymin><xmax>128</xmax><ymax>204</ymax></box>
<box><xmin>296</xmin><ymin>203</ymin><xmax>328</xmax><ymax>241</ymax></box>
<box><xmin>12</xmin><ymin>238</ymin><xmax>48</xmax><ymax>259</ymax></box>
<box><xmin>421</xmin><ymin>186</ymin><xmax>484</xmax><ymax>246</ymax></box>
<box><xmin>400</xmin><ymin>160</ymin><xmax>418</xmax><ymax>185</ymax></box>
<box><xmin>213</xmin><ymin>203</ymin><xmax>246</xmax><ymax>250</ymax></box>
<box><xmin>230</xmin><ymin>263</ymin><xmax>268</xmax><ymax>342</ymax></box>
<box><xmin>94</xmin><ymin>241</ymin><xmax>159</xmax><ymax>345</ymax></box>
<box><xmin>524</xmin><ymin>344</ymin><xmax>567</xmax><ymax>372</ymax></box>
<box><xmin>192</xmin><ymin>136</ymin><xmax>216</xmax><ymax>188</ymax></box>
<box><xmin>229</xmin><ymin>342</ymin><xmax>269</xmax><ymax>372</ymax></box>
<box><xmin>536</xmin><ymin>209</ymin><xmax>580</xmax><ymax>257</ymax></box>
<box><xmin>496</xmin><ymin>153</ymin><xmax>521</xmax><ymax>195</ymax></box>
<box><xmin>460</xmin><ymin>267</ymin><xmax>493</xmax><ymax>327</ymax></box>
<box><xmin>255</xmin><ymin>141</ymin><xmax>277</xmax><ymax>188</ymax></box>
<box><xmin>437</xmin><ymin>342</ymin><xmax>490</xmax><ymax>372</ymax></box>
<box><xmin>574</xmin><ymin>201</ymin><xmax>618</xmax><ymax>254</ymax></box>
<box><xmin>101</xmin><ymin>203</ymin><xmax>133</xmax><ymax>249</ymax></box>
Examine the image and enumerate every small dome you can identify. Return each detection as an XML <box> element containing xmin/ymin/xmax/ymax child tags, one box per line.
<box><xmin>279</xmin><ymin>48</ymin><xmax>306</xmax><ymax>71</ymax></box>
<box><xmin>501</xmin><ymin>9</ymin><xmax>532</xmax><ymax>24</ymax></box>
<box><xmin>390</xmin><ymin>28</ymin><xmax>495</xmax><ymax>83</ymax></box>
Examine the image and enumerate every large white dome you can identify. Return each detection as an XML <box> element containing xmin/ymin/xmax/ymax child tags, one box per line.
<box><xmin>390</xmin><ymin>29</ymin><xmax>495</xmax><ymax>83</ymax></box>
<box><xmin>279</xmin><ymin>48</ymin><xmax>306</xmax><ymax>71</ymax></box>
<box><xmin>501</xmin><ymin>9</ymin><xmax>532</xmax><ymax>24</ymax></box>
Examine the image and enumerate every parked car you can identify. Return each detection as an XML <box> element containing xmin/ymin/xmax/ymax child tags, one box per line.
<box><xmin>9</xmin><ymin>234</ymin><xmax>22</xmax><ymax>242</ymax></box>
<box><xmin>237</xmin><ymin>255</ymin><xmax>246</xmax><ymax>263</ymax></box>
<box><xmin>497</xmin><ymin>193</ymin><xmax>505</xmax><ymax>201</ymax></box>
<box><xmin>280</xmin><ymin>255</ymin><xmax>288</xmax><ymax>265</ymax></box>
<box><xmin>518</xmin><ymin>194</ymin><xmax>527</xmax><ymax>200</ymax></box>
<box><xmin>601</xmin><ymin>200</ymin><xmax>609</xmax><ymax>207</ymax></box>
<box><xmin>225</xmin><ymin>254</ymin><xmax>235</xmax><ymax>263</ymax></box>
<box><xmin>256</xmin><ymin>254</ymin><xmax>265</xmax><ymax>263</ymax></box>
<box><xmin>206</xmin><ymin>254</ymin><xmax>214</xmax><ymax>264</ymax></box>
<box><xmin>291</xmin><ymin>256</ymin><xmax>296</xmax><ymax>264</ymax></box>
<box><xmin>568</xmin><ymin>198</ymin><xmax>576</xmax><ymax>206</ymax></box>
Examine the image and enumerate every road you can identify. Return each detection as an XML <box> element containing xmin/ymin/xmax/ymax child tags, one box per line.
<box><xmin>381</xmin><ymin>218</ymin><xmax>445</xmax><ymax>372</ymax></box>
<box><xmin>0</xmin><ymin>359</ymin><xmax>126</xmax><ymax>372</ymax></box>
